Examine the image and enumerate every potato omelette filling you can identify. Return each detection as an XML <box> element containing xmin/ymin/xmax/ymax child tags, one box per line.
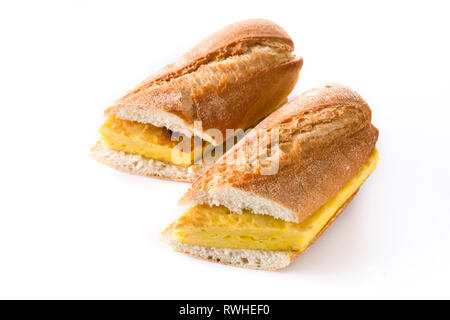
<box><xmin>172</xmin><ymin>148</ymin><xmax>379</xmax><ymax>251</ymax></box>
<box><xmin>99</xmin><ymin>116</ymin><xmax>209</xmax><ymax>166</ymax></box>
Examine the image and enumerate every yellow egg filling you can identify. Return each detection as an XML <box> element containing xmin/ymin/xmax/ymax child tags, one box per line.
<box><xmin>172</xmin><ymin>149</ymin><xmax>379</xmax><ymax>251</ymax></box>
<box><xmin>99</xmin><ymin>116</ymin><xmax>209</xmax><ymax>166</ymax></box>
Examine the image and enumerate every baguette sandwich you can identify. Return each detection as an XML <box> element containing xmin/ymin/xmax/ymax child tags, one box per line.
<box><xmin>162</xmin><ymin>83</ymin><xmax>379</xmax><ymax>270</ymax></box>
<box><xmin>91</xmin><ymin>19</ymin><xmax>303</xmax><ymax>181</ymax></box>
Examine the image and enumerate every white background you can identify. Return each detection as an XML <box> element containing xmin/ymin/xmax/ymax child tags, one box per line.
<box><xmin>0</xmin><ymin>0</ymin><xmax>449</xmax><ymax>299</ymax></box>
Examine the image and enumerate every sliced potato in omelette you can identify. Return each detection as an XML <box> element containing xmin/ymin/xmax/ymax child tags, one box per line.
<box><xmin>99</xmin><ymin>116</ymin><xmax>209</xmax><ymax>166</ymax></box>
<box><xmin>172</xmin><ymin>148</ymin><xmax>379</xmax><ymax>251</ymax></box>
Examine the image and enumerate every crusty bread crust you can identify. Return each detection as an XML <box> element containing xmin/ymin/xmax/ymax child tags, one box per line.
<box><xmin>180</xmin><ymin>84</ymin><xmax>379</xmax><ymax>223</ymax></box>
<box><xmin>128</xmin><ymin>19</ymin><xmax>294</xmax><ymax>84</ymax></box>
<box><xmin>90</xmin><ymin>142</ymin><xmax>207</xmax><ymax>182</ymax></box>
<box><xmin>162</xmin><ymin>191</ymin><xmax>357</xmax><ymax>270</ymax></box>
<box><xmin>105</xmin><ymin>19</ymin><xmax>302</xmax><ymax>145</ymax></box>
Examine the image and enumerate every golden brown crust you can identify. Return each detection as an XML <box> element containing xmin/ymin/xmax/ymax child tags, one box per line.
<box><xmin>182</xmin><ymin>84</ymin><xmax>379</xmax><ymax>223</ymax></box>
<box><xmin>104</xmin><ymin>19</ymin><xmax>301</xmax><ymax>145</ymax></box>
<box><xmin>130</xmin><ymin>19</ymin><xmax>294</xmax><ymax>85</ymax></box>
<box><xmin>192</xmin><ymin>58</ymin><xmax>302</xmax><ymax>134</ymax></box>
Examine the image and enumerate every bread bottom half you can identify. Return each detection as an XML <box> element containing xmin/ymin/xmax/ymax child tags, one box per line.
<box><xmin>162</xmin><ymin>191</ymin><xmax>357</xmax><ymax>270</ymax></box>
<box><xmin>90</xmin><ymin>142</ymin><xmax>207</xmax><ymax>182</ymax></box>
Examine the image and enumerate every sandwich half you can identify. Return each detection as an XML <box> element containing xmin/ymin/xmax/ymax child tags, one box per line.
<box><xmin>162</xmin><ymin>83</ymin><xmax>379</xmax><ymax>270</ymax></box>
<box><xmin>91</xmin><ymin>19</ymin><xmax>303</xmax><ymax>182</ymax></box>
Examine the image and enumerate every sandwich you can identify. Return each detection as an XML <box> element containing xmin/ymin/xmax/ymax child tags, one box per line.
<box><xmin>162</xmin><ymin>83</ymin><xmax>379</xmax><ymax>270</ymax></box>
<box><xmin>91</xmin><ymin>19</ymin><xmax>303</xmax><ymax>182</ymax></box>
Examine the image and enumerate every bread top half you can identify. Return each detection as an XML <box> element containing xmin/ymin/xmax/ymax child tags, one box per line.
<box><xmin>180</xmin><ymin>83</ymin><xmax>379</xmax><ymax>223</ymax></box>
<box><xmin>105</xmin><ymin>19</ymin><xmax>302</xmax><ymax>145</ymax></box>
